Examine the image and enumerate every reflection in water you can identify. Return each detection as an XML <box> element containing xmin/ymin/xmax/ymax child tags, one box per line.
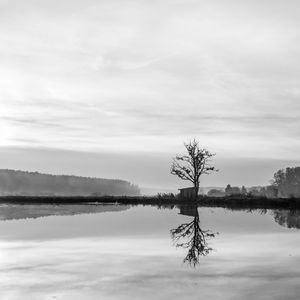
<box><xmin>272</xmin><ymin>210</ymin><xmax>300</xmax><ymax>229</ymax></box>
<box><xmin>233</xmin><ymin>208</ymin><xmax>300</xmax><ymax>230</ymax></box>
<box><xmin>0</xmin><ymin>205</ymin><xmax>300</xmax><ymax>300</ymax></box>
<box><xmin>0</xmin><ymin>203</ymin><xmax>129</xmax><ymax>220</ymax></box>
<box><xmin>171</xmin><ymin>204</ymin><xmax>218</xmax><ymax>267</ymax></box>
<box><xmin>170</xmin><ymin>206</ymin><xmax>299</xmax><ymax>267</ymax></box>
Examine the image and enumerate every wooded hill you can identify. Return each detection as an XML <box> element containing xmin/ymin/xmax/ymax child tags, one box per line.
<box><xmin>0</xmin><ymin>169</ymin><xmax>140</xmax><ymax>196</ymax></box>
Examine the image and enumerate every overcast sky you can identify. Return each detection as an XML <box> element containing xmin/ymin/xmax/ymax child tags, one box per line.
<box><xmin>1</xmin><ymin>0</ymin><xmax>299</xmax><ymax>191</ymax></box>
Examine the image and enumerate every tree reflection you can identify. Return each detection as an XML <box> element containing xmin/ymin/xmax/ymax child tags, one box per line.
<box><xmin>242</xmin><ymin>208</ymin><xmax>300</xmax><ymax>230</ymax></box>
<box><xmin>272</xmin><ymin>209</ymin><xmax>300</xmax><ymax>229</ymax></box>
<box><xmin>171</xmin><ymin>204</ymin><xmax>218</xmax><ymax>267</ymax></box>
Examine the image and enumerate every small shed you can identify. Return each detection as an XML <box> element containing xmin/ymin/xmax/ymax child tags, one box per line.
<box><xmin>178</xmin><ymin>187</ymin><xmax>197</xmax><ymax>200</ymax></box>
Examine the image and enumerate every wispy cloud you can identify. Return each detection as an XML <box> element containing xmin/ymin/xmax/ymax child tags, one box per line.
<box><xmin>0</xmin><ymin>0</ymin><xmax>299</xmax><ymax>162</ymax></box>
<box><xmin>119</xmin><ymin>52</ymin><xmax>179</xmax><ymax>70</ymax></box>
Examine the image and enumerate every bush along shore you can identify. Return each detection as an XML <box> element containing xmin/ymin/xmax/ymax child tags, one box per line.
<box><xmin>0</xmin><ymin>195</ymin><xmax>299</xmax><ymax>209</ymax></box>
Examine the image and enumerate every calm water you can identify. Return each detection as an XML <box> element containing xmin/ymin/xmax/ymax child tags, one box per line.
<box><xmin>0</xmin><ymin>204</ymin><xmax>299</xmax><ymax>300</ymax></box>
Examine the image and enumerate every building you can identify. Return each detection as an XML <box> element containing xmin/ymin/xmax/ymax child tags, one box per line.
<box><xmin>178</xmin><ymin>187</ymin><xmax>197</xmax><ymax>199</ymax></box>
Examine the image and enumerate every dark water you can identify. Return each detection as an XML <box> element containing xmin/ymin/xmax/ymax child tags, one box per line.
<box><xmin>0</xmin><ymin>204</ymin><xmax>299</xmax><ymax>300</ymax></box>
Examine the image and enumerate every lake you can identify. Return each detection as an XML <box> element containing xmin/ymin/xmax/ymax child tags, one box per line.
<box><xmin>0</xmin><ymin>204</ymin><xmax>299</xmax><ymax>300</ymax></box>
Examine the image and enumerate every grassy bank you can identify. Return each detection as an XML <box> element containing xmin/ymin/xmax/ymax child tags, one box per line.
<box><xmin>0</xmin><ymin>195</ymin><xmax>299</xmax><ymax>209</ymax></box>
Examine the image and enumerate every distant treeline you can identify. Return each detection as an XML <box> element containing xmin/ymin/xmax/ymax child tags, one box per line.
<box><xmin>208</xmin><ymin>167</ymin><xmax>300</xmax><ymax>199</ymax></box>
<box><xmin>0</xmin><ymin>169</ymin><xmax>140</xmax><ymax>196</ymax></box>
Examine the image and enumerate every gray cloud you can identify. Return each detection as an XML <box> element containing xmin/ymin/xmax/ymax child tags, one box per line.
<box><xmin>0</xmin><ymin>0</ymin><xmax>299</xmax><ymax>166</ymax></box>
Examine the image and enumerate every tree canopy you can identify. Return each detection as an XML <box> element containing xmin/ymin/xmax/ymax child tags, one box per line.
<box><xmin>171</xmin><ymin>139</ymin><xmax>217</xmax><ymax>196</ymax></box>
<box><xmin>271</xmin><ymin>167</ymin><xmax>300</xmax><ymax>198</ymax></box>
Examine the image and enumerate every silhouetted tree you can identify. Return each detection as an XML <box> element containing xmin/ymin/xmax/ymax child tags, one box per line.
<box><xmin>170</xmin><ymin>139</ymin><xmax>217</xmax><ymax>196</ymax></box>
<box><xmin>225</xmin><ymin>184</ymin><xmax>232</xmax><ymax>196</ymax></box>
<box><xmin>171</xmin><ymin>206</ymin><xmax>217</xmax><ymax>266</ymax></box>
<box><xmin>225</xmin><ymin>184</ymin><xmax>241</xmax><ymax>196</ymax></box>
<box><xmin>265</xmin><ymin>185</ymin><xmax>278</xmax><ymax>198</ymax></box>
<box><xmin>271</xmin><ymin>167</ymin><xmax>300</xmax><ymax>198</ymax></box>
<box><xmin>241</xmin><ymin>186</ymin><xmax>247</xmax><ymax>195</ymax></box>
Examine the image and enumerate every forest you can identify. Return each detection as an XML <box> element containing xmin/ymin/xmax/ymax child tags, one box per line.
<box><xmin>0</xmin><ymin>169</ymin><xmax>140</xmax><ymax>197</ymax></box>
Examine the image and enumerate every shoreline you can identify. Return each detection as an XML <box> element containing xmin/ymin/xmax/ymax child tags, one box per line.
<box><xmin>0</xmin><ymin>195</ymin><xmax>299</xmax><ymax>210</ymax></box>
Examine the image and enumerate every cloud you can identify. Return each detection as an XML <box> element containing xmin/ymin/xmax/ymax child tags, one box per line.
<box><xmin>119</xmin><ymin>52</ymin><xmax>179</xmax><ymax>70</ymax></box>
<box><xmin>0</xmin><ymin>0</ymin><xmax>299</xmax><ymax>164</ymax></box>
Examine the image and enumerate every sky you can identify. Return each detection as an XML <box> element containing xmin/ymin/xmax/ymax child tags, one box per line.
<box><xmin>0</xmin><ymin>0</ymin><xmax>299</xmax><ymax>192</ymax></box>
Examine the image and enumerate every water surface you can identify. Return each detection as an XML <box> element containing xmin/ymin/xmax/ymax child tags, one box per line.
<box><xmin>0</xmin><ymin>204</ymin><xmax>299</xmax><ymax>300</ymax></box>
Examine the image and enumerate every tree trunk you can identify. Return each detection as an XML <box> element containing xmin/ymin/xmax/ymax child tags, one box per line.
<box><xmin>194</xmin><ymin>185</ymin><xmax>199</xmax><ymax>198</ymax></box>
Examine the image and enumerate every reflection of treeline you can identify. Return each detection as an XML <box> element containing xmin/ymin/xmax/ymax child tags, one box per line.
<box><xmin>0</xmin><ymin>169</ymin><xmax>140</xmax><ymax>196</ymax></box>
<box><xmin>272</xmin><ymin>209</ymin><xmax>300</xmax><ymax>229</ymax></box>
<box><xmin>0</xmin><ymin>204</ymin><xmax>129</xmax><ymax>221</ymax></box>
<box><xmin>207</xmin><ymin>206</ymin><xmax>300</xmax><ymax>230</ymax></box>
<box><xmin>0</xmin><ymin>197</ymin><xmax>299</xmax><ymax>230</ymax></box>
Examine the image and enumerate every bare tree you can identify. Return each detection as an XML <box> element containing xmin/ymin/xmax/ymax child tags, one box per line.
<box><xmin>170</xmin><ymin>139</ymin><xmax>217</xmax><ymax>196</ymax></box>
